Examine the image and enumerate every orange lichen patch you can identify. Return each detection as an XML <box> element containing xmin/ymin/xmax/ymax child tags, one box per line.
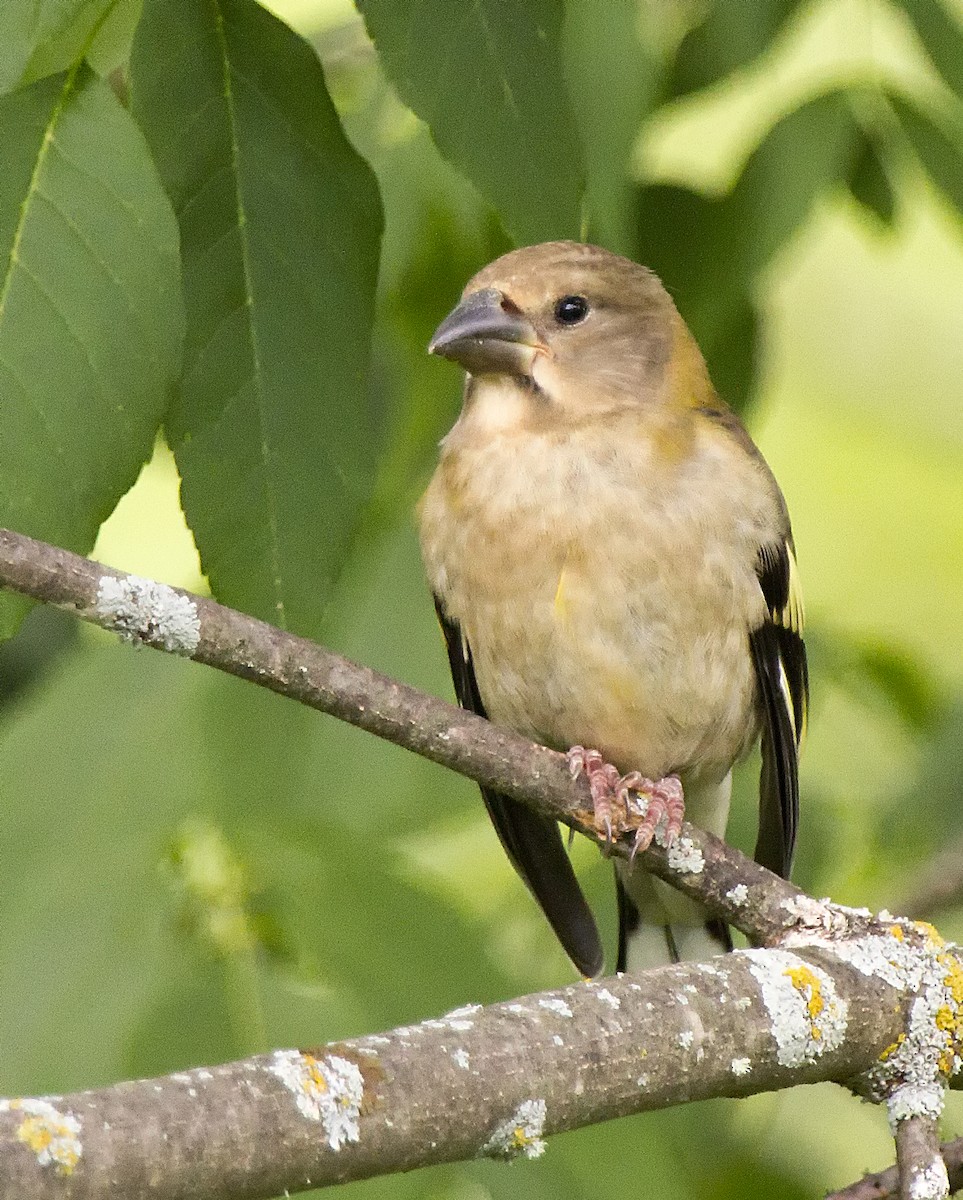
<box><xmin>940</xmin><ymin>954</ymin><xmax>963</xmax><ymax>1008</ymax></box>
<box><xmin>915</xmin><ymin>922</ymin><xmax>944</xmax><ymax>948</ymax></box>
<box><xmin>314</xmin><ymin>1042</ymin><xmax>385</xmax><ymax>1115</ymax></box>
<box><xmin>933</xmin><ymin>952</ymin><xmax>963</xmax><ymax>1075</ymax></box>
<box><xmin>889</xmin><ymin>925</ymin><xmax>904</xmax><ymax>941</ymax></box>
<box><xmin>513</xmin><ymin>1125</ymin><xmax>533</xmax><ymax>1150</ymax></box>
<box><xmin>268</xmin><ymin>1049</ymin><xmax>365</xmax><ymax>1150</ymax></box>
<box><xmin>783</xmin><ymin>964</ymin><xmax>825</xmax><ymax>1032</ymax></box>
<box><xmin>10</xmin><ymin>1101</ymin><xmax>82</xmax><ymax>1176</ymax></box>
<box><xmin>303</xmin><ymin>1054</ymin><xmax>330</xmax><ymax>1096</ymax></box>
<box><xmin>879</xmin><ymin>1033</ymin><xmax>906</xmax><ymax>1062</ymax></box>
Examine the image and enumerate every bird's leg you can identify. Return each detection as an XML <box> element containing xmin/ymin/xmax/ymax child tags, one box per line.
<box><xmin>567</xmin><ymin>747</ymin><xmax>685</xmax><ymax>861</ymax></box>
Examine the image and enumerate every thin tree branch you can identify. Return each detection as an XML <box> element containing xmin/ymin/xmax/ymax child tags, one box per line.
<box><xmin>894</xmin><ymin>1115</ymin><xmax>949</xmax><ymax>1199</ymax></box>
<box><xmin>829</xmin><ymin>1136</ymin><xmax>963</xmax><ymax>1199</ymax></box>
<box><xmin>898</xmin><ymin>835</ymin><xmax>963</xmax><ymax>921</ymax></box>
<box><xmin>0</xmin><ymin>527</ymin><xmax>804</xmax><ymax>945</ymax></box>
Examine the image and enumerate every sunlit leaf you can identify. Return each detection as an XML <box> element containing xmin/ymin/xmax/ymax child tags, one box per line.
<box><xmin>130</xmin><ymin>0</ymin><xmax>383</xmax><ymax>637</ymax></box>
<box><xmin>356</xmin><ymin>0</ymin><xmax>584</xmax><ymax>244</ymax></box>
<box><xmin>0</xmin><ymin>67</ymin><xmax>184</xmax><ymax>637</ymax></box>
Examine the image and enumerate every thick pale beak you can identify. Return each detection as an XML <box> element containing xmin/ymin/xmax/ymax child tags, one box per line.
<box><xmin>428</xmin><ymin>287</ymin><xmax>541</xmax><ymax>376</ymax></box>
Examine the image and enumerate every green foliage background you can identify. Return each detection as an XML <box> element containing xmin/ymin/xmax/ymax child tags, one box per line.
<box><xmin>1</xmin><ymin>0</ymin><xmax>962</xmax><ymax>1195</ymax></box>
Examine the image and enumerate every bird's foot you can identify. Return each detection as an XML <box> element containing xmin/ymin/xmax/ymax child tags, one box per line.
<box><xmin>567</xmin><ymin>747</ymin><xmax>685</xmax><ymax>861</ymax></box>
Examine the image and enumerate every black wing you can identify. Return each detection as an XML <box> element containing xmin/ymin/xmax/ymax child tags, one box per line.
<box><xmin>749</xmin><ymin>539</ymin><xmax>809</xmax><ymax>879</ymax></box>
<box><xmin>434</xmin><ymin>597</ymin><xmax>604</xmax><ymax>977</ymax></box>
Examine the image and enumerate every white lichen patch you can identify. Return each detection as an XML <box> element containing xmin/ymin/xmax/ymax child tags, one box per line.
<box><xmin>731</xmin><ymin>1058</ymin><xmax>751</xmax><ymax>1076</ymax></box>
<box><xmin>443</xmin><ymin>1003</ymin><xmax>481</xmax><ymax>1031</ymax></box>
<box><xmin>745</xmin><ymin>949</ymin><xmax>848</xmax><ymax>1066</ymax></box>
<box><xmin>677</xmin><ymin>1030</ymin><xmax>694</xmax><ymax>1049</ymax></box>
<box><xmin>888</xmin><ymin>1084</ymin><xmax>944</xmax><ymax>1128</ymax></box>
<box><xmin>451</xmin><ymin>1048</ymin><xmax>470</xmax><ymax>1071</ymax></box>
<box><xmin>95</xmin><ymin>574</ymin><xmax>201</xmax><ymax>656</ymax></box>
<box><xmin>780</xmin><ymin>895</ymin><xmax>858</xmax><ymax>940</ymax></box>
<box><xmin>2</xmin><ymin>1098</ymin><xmax>82</xmax><ymax>1175</ymax></box>
<box><xmin>538</xmin><ymin>997</ymin><xmax>573</xmax><ymax>1019</ymax></box>
<box><xmin>268</xmin><ymin>1050</ymin><xmax>364</xmax><ymax>1151</ymax></box>
<box><xmin>665</xmin><ymin>837</ymin><xmax>704</xmax><ymax>874</ymax></box>
<box><xmin>725</xmin><ymin>884</ymin><xmax>749</xmax><ymax>907</ymax></box>
<box><xmin>481</xmin><ymin>1099</ymin><xmax>547</xmax><ymax>1161</ymax></box>
<box><xmin>909</xmin><ymin>1156</ymin><xmax>950</xmax><ymax>1200</ymax></box>
<box><xmin>594</xmin><ymin>988</ymin><xmax>621</xmax><ymax>1011</ymax></box>
<box><xmin>835</xmin><ymin>925</ymin><xmax>963</xmax><ymax>1126</ymax></box>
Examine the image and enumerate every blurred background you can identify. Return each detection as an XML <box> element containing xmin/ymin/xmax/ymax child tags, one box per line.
<box><xmin>2</xmin><ymin>0</ymin><xmax>963</xmax><ymax>1196</ymax></box>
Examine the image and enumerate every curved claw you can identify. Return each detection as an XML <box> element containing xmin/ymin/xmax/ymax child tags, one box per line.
<box><xmin>568</xmin><ymin>747</ymin><xmax>686</xmax><ymax>862</ymax></box>
<box><xmin>627</xmin><ymin>776</ymin><xmax>685</xmax><ymax>863</ymax></box>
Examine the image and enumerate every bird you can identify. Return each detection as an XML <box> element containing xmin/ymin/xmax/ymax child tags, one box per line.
<box><xmin>418</xmin><ymin>241</ymin><xmax>807</xmax><ymax>976</ymax></box>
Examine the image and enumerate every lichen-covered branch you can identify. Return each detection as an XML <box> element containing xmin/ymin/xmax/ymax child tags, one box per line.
<box><xmin>0</xmin><ymin>945</ymin><xmax>921</xmax><ymax>1199</ymax></box>
<box><xmin>893</xmin><ymin>1116</ymin><xmax>948</xmax><ymax>1199</ymax></box>
<box><xmin>0</xmin><ymin>528</ymin><xmax>803</xmax><ymax>945</ymax></box>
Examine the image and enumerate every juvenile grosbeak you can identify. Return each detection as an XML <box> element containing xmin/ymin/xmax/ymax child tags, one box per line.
<box><xmin>418</xmin><ymin>242</ymin><xmax>807</xmax><ymax>976</ymax></box>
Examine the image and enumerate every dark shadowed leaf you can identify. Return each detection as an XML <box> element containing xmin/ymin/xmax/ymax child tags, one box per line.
<box><xmin>0</xmin><ymin>67</ymin><xmax>184</xmax><ymax>637</ymax></box>
<box><xmin>845</xmin><ymin>125</ymin><xmax>898</xmax><ymax>227</ymax></box>
<box><xmin>355</xmin><ymin>0</ymin><xmax>584</xmax><ymax>244</ymax></box>
<box><xmin>636</xmin><ymin>90</ymin><xmax>859</xmax><ymax>412</ymax></box>
<box><xmin>808</xmin><ymin>626</ymin><xmax>943</xmax><ymax>734</ymax></box>
<box><xmin>899</xmin><ymin>0</ymin><xmax>963</xmax><ymax>104</ymax></box>
<box><xmin>666</xmin><ymin>0</ymin><xmax>805</xmax><ymax>99</ymax></box>
<box><xmin>129</xmin><ymin>0</ymin><xmax>383</xmax><ymax>638</ymax></box>
<box><xmin>892</xmin><ymin>94</ymin><xmax>963</xmax><ymax>214</ymax></box>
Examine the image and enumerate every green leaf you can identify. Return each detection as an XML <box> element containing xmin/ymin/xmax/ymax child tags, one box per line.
<box><xmin>0</xmin><ymin>0</ymin><xmax>116</xmax><ymax>94</ymax></box>
<box><xmin>899</xmin><ymin>0</ymin><xmax>963</xmax><ymax>105</ymax></box>
<box><xmin>563</xmin><ymin>0</ymin><xmax>662</xmax><ymax>256</ymax></box>
<box><xmin>0</xmin><ymin>67</ymin><xmax>184</xmax><ymax>637</ymax></box>
<box><xmin>356</xmin><ymin>0</ymin><xmax>584</xmax><ymax>244</ymax></box>
<box><xmin>129</xmin><ymin>0</ymin><xmax>383</xmax><ymax>637</ymax></box>
<box><xmin>666</xmin><ymin>0</ymin><xmax>805</xmax><ymax>99</ymax></box>
<box><xmin>809</xmin><ymin>626</ymin><xmax>943</xmax><ymax>733</ymax></box>
<box><xmin>892</xmin><ymin>94</ymin><xmax>963</xmax><ymax>214</ymax></box>
<box><xmin>635</xmin><ymin>91</ymin><xmax>859</xmax><ymax>411</ymax></box>
<box><xmin>845</xmin><ymin>125</ymin><xmax>898</xmax><ymax>227</ymax></box>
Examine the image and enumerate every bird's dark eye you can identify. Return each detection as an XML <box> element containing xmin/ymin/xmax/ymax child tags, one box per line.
<box><xmin>553</xmin><ymin>295</ymin><xmax>589</xmax><ymax>325</ymax></box>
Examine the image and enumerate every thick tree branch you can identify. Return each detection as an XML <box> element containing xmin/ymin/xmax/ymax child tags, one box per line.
<box><xmin>0</xmin><ymin>946</ymin><xmax>920</xmax><ymax>1198</ymax></box>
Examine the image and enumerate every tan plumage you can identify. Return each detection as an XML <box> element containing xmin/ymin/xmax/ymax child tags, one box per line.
<box><xmin>419</xmin><ymin>242</ymin><xmax>807</xmax><ymax>975</ymax></box>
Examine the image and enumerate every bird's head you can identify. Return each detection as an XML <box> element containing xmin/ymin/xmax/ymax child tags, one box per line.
<box><xmin>428</xmin><ymin>241</ymin><xmax>712</xmax><ymax>428</ymax></box>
